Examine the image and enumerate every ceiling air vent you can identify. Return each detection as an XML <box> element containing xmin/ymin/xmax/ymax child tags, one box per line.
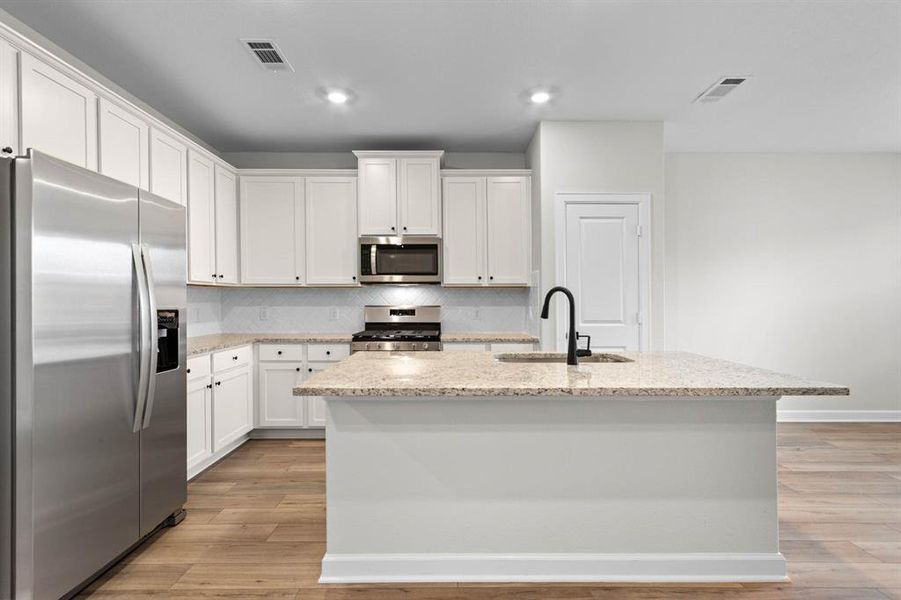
<box><xmin>241</xmin><ymin>39</ymin><xmax>293</xmax><ymax>72</ymax></box>
<box><xmin>693</xmin><ymin>76</ymin><xmax>749</xmax><ymax>103</ymax></box>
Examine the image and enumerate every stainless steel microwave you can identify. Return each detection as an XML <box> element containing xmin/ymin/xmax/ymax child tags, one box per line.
<box><xmin>359</xmin><ymin>236</ymin><xmax>442</xmax><ymax>284</ymax></box>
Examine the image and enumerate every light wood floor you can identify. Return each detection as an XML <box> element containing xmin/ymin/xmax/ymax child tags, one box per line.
<box><xmin>79</xmin><ymin>423</ymin><xmax>901</xmax><ymax>599</ymax></box>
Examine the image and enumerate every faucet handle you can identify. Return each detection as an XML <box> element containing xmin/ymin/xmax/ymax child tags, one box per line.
<box><xmin>575</xmin><ymin>332</ymin><xmax>592</xmax><ymax>357</ymax></box>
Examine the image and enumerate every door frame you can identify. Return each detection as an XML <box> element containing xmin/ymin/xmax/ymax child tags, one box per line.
<box><xmin>553</xmin><ymin>193</ymin><xmax>652</xmax><ymax>351</ymax></box>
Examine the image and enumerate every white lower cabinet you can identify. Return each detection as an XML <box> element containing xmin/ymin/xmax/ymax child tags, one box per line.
<box><xmin>306</xmin><ymin>362</ymin><xmax>331</xmax><ymax>427</ymax></box>
<box><xmin>258</xmin><ymin>361</ymin><xmax>305</xmax><ymax>427</ymax></box>
<box><xmin>186</xmin><ymin>375</ymin><xmax>212</xmax><ymax>472</ymax></box>
<box><xmin>257</xmin><ymin>343</ymin><xmax>347</xmax><ymax>430</ymax></box>
<box><xmin>212</xmin><ymin>365</ymin><xmax>253</xmax><ymax>450</ymax></box>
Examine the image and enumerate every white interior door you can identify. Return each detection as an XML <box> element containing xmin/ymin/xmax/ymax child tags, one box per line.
<box><xmin>562</xmin><ymin>201</ymin><xmax>644</xmax><ymax>351</ymax></box>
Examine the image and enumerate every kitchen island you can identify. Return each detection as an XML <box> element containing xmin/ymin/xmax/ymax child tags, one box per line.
<box><xmin>294</xmin><ymin>351</ymin><xmax>847</xmax><ymax>584</ymax></box>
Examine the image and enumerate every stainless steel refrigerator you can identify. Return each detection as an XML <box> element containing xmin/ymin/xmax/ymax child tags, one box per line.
<box><xmin>0</xmin><ymin>150</ymin><xmax>187</xmax><ymax>599</ymax></box>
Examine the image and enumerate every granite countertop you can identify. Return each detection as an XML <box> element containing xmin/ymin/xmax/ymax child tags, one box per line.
<box><xmin>293</xmin><ymin>351</ymin><xmax>849</xmax><ymax>397</ymax></box>
<box><xmin>187</xmin><ymin>332</ymin><xmax>539</xmax><ymax>356</ymax></box>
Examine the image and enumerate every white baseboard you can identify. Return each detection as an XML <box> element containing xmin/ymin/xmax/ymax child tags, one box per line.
<box><xmin>250</xmin><ymin>428</ymin><xmax>325</xmax><ymax>439</ymax></box>
<box><xmin>778</xmin><ymin>410</ymin><xmax>901</xmax><ymax>422</ymax></box>
<box><xmin>319</xmin><ymin>552</ymin><xmax>787</xmax><ymax>584</ymax></box>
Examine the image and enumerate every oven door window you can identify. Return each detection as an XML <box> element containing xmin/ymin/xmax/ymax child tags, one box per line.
<box><xmin>376</xmin><ymin>245</ymin><xmax>438</xmax><ymax>275</ymax></box>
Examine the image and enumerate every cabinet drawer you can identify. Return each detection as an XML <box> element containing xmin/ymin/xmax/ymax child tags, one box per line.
<box><xmin>212</xmin><ymin>345</ymin><xmax>252</xmax><ymax>373</ymax></box>
<box><xmin>259</xmin><ymin>344</ymin><xmax>304</xmax><ymax>362</ymax></box>
<box><xmin>186</xmin><ymin>355</ymin><xmax>211</xmax><ymax>381</ymax></box>
<box><xmin>308</xmin><ymin>344</ymin><xmax>349</xmax><ymax>362</ymax></box>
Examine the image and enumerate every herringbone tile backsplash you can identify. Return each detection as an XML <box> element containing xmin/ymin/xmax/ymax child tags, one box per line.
<box><xmin>188</xmin><ymin>285</ymin><xmax>538</xmax><ymax>337</ymax></box>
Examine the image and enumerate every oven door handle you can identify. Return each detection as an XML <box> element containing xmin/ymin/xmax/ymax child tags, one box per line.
<box><xmin>370</xmin><ymin>244</ymin><xmax>377</xmax><ymax>276</ymax></box>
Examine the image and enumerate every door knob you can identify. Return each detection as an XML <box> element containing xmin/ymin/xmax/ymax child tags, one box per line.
<box><xmin>1</xmin><ymin>146</ymin><xmax>12</xmax><ymax>154</ymax></box>
<box><xmin>295</xmin><ymin>367</ymin><xmax>300</xmax><ymax>372</ymax></box>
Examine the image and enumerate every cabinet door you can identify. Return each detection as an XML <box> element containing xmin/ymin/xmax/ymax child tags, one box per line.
<box><xmin>442</xmin><ymin>177</ymin><xmax>486</xmax><ymax>285</ymax></box>
<box><xmin>186</xmin><ymin>378</ymin><xmax>212</xmax><ymax>470</ymax></box>
<box><xmin>399</xmin><ymin>157</ymin><xmax>440</xmax><ymax>235</ymax></box>
<box><xmin>214</xmin><ymin>165</ymin><xmax>239</xmax><ymax>283</ymax></box>
<box><xmin>305</xmin><ymin>363</ymin><xmax>330</xmax><ymax>428</ymax></box>
<box><xmin>306</xmin><ymin>177</ymin><xmax>358</xmax><ymax>285</ymax></box>
<box><xmin>20</xmin><ymin>52</ymin><xmax>97</xmax><ymax>169</ymax></box>
<box><xmin>357</xmin><ymin>157</ymin><xmax>397</xmax><ymax>235</ymax></box>
<box><xmin>240</xmin><ymin>176</ymin><xmax>304</xmax><ymax>284</ymax></box>
<box><xmin>98</xmin><ymin>97</ymin><xmax>149</xmax><ymax>189</ymax></box>
<box><xmin>486</xmin><ymin>177</ymin><xmax>530</xmax><ymax>285</ymax></box>
<box><xmin>149</xmin><ymin>127</ymin><xmax>188</xmax><ymax>205</ymax></box>
<box><xmin>212</xmin><ymin>367</ymin><xmax>252</xmax><ymax>451</ymax></box>
<box><xmin>258</xmin><ymin>362</ymin><xmax>305</xmax><ymax>427</ymax></box>
<box><xmin>187</xmin><ymin>150</ymin><xmax>216</xmax><ymax>284</ymax></box>
<box><xmin>0</xmin><ymin>39</ymin><xmax>19</xmax><ymax>157</ymax></box>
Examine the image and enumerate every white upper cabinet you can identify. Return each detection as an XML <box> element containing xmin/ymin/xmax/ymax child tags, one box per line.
<box><xmin>20</xmin><ymin>52</ymin><xmax>97</xmax><ymax>169</ymax></box>
<box><xmin>486</xmin><ymin>177</ymin><xmax>531</xmax><ymax>285</ymax></box>
<box><xmin>305</xmin><ymin>176</ymin><xmax>358</xmax><ymax>285</ymax></box>
<box><xmin>0</xmin><ymin>39</ymin><xmax>19</xmax><ymax>157</ymax></box>
<box><xmin>240</xmin><ymin>176</ymin><xmax>305</xmax><ymax>285</ymax></box>
<box><xmin>149</xmin><ymin>127</ymin><xmax>188</xmax><ymax>206</ymax></box>
<box><xmin>98</xmin><ymin>97</ymin><xmax>149</xmax><ymax>189</ymax></box>
<box><xmin>214</xmin><ymin>165</ymin><xmax>239</xmax><ymax>284</ymax></box>
<box><xmin>399</xmin><ymin>157</ymin><xmax>441</xmax><ymax>235</ymax></box>
<box><xmin>442</xmin><ymin>177</ymin><xmax>486</xmax><ymax>285</ymax></box>
<box><xmin>355</xmin><ymin>151</ymin><xmax>443</xmax><ymax>236</ymax></box>
<box><xmin>442</xmin><ymin>174</ymin><xmax>530</xmax><ymax>287</ymax></box>
<box><xmin>357</xmin><ymin>156</ymin><xmax>397</xmax><ymax>235</ymax></box>
<box><xmin>187</xmin><ymin>150</ymin><xmax>216</xmax><ymax>284</ymax></box>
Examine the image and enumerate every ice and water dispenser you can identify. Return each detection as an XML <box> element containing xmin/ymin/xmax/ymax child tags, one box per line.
<box><xmin>156</xmin><ymin>310</ymin><xmax>179</xmax><ymax>373</ymax></box>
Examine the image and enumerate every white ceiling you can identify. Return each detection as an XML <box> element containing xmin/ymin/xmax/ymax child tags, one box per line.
<box><xmin>1</xmin><ymin>1</ymin><xmax>899</xmax><ymax>153</ymax></box>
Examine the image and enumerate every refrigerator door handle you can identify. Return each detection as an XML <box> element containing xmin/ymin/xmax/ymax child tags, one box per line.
<box><xmin>140</xmin><ymin>245</ymin><xmax>159</xmax><ymax>429</ymax></box>
<box><xmin>132</xmin><ymin>243</ymin><xmax>151</xmax><ymax>433</ymax></box>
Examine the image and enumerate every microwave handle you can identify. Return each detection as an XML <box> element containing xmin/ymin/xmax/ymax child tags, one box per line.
<box><xmin>370</xmin><ymin>245</ymin><xmax>377</xmax><ymax>276</ymax></box>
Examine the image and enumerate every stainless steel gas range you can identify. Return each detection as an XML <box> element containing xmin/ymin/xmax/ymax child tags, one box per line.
<box><xmin>351</xmin><ymin>305</ymin><xmax>441</xmax><ymax>352</ymax></box>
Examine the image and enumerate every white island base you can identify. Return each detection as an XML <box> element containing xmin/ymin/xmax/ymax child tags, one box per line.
<box><xmin>320</xmin><ymin>395</ymin><xmax>787</xmax><ymax>584</ymax></box>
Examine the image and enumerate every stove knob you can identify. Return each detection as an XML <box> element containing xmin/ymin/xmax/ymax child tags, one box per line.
<box><xmin>422</xmin><ymin>343</ymin><xmax>429</xmax><ymax>350</ymax></box>
<box><xmin>378</xmin><ymin>343</ymin><xmax>383</xmax><ymax>350</ymax></box>
<box><xmin>365</xmin><ymin>343</ymin><xmax>371</xmax><ymax>351</ymax></box>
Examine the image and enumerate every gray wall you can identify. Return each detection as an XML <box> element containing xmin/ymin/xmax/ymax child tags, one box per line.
<box><xmin>665</xmin><ymin>152</ymin><xmax>901</xmax><ymax>415</ymax></box>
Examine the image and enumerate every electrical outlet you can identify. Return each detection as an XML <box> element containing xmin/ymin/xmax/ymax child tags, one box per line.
<box><xmin>259</xmin><ymin>307</ymin><xmax>269</xmax><ymax>321</ymax></box>
<box><xmin>329</xmin><ymin>307</ymin><xmax>339</xmax><ymax>321</ymax></box>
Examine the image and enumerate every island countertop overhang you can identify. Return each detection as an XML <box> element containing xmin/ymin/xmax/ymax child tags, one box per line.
<box><xmin>293</xmin><ymin>351</ymin><xmax>849</xmax><ymax>397</ymax></box>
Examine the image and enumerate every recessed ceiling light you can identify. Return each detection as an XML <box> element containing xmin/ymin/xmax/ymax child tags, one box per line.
<box><xmin>327</xmin><ymin>90</ymin><xmax>349</xmax><ymax>104</ymax></box>
<box><xmin>529</xmin><ymin>90</ymin><xmax>552</xmax><ymax>104</ymax></box>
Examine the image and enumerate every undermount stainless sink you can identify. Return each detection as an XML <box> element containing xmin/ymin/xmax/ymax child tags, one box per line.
<box><xmin>494</xmin><ymin>352</ymin><xmax>633</xmax><ymax>364</ymax></box>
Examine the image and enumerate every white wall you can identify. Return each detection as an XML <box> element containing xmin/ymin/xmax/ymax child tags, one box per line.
<box><xmin>665</xmin><ymin>153</ymin><xmax>901</xmax><ymax>417</ymax></box>
<box><xmin>527</xmin><ymin>121</ymin><xmax>665</xmax><ymax>349</ymax></box>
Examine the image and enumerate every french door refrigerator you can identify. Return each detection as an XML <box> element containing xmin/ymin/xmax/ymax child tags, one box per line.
<box><xmin>0</xmin><ymin>150</ymin><xmax>187</xmax><ymax>599</ymax></box>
